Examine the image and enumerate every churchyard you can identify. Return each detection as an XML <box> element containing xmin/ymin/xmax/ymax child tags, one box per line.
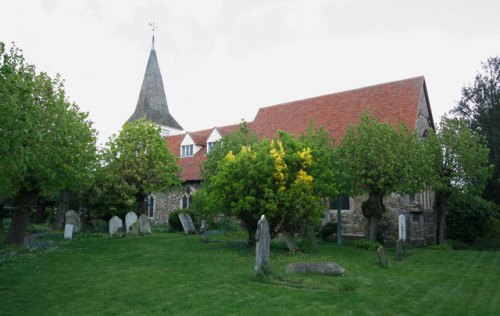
<box><xmin>1</xmin><ymin>222</ymin><xmax>499</xmax><ymax>315</ymax></box>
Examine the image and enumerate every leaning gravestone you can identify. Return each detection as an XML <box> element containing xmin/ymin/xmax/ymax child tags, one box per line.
<box><xmin>285</xmin><ymin>262</ymin><xmax>345</xmax><ymax>276</ymax></box>
<box><xmin>125</xmin><ymin>212</ymin><xmax>138</xmax><ymax>234</ymax></box>
<box><xmin>179</xmin><ymin>213</ymin><xmax>196</xmax><ymax>234</ymax></box>
<box><xmin>109</xmin><ymin>216</ymin><xmax>123</xmax><ymax>237</ymax></box>
<box><xmin>200</xmin><ymin>220</ymin><xmax>208</xmax><ymax>243</ymax></box>
<box><xmin>64</xmin><ymin>224</ymin><xmax>74</xmax><ymax>240</ymax></box>
<box><xmin>65</xmin><ymin>210</ymin><xmax>81</xmax><ymax>233</ymax></box>
<box><xmin>398</xmin><ymin>214</ymin><xmax>406</xmax><ymax>241</ymax></box>
<box><xmin>255</xmin><ymin>215</ymin><xmax>270</xmax><ymax>274</ymax></box>
<box><xmin>377</xmin><ymin>245</ymin><xmax>389</xmax><ymax>268</ymax></box>
<box><xmin>138</xmin><ymin>214</ymin><xmax>152</xmax><ymax>234</ymax></box>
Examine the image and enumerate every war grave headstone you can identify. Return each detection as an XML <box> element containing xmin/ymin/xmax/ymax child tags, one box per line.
<box><xmin>377</xmin><ymin>245</ymin><xmax>389</xmax><ymax>268</ymax></box>
<box><xmin>65</xmin><ymin>210</ymin><xmax>81</xmax><ymax>233</ymax></box>
<box><xmin>179</xmin><ymin>212</ymin><xmax>196</xmax><ymax>234</ymax></box>
<box><xmin>255</xmin><ymin>215</ymin><xmax>270</xmax><ymax>274</ymax></box>
<box><xmin>398</xmin><ymin>214</ymin><xmax>406</xmax><ymax>241</ymax></box>
<box><xmin>109</xmin><ymin>216</ymin><xmax>123</xmax><ymax>237</ymax></box>
<box><xmin>125</xmin><ymin>212</ymin><xmax>139</xmax><ymax>234</ymax></box>
<box><xmin>64</xmin><ymin>224</ymin><xmax>74</xmax><ymax>240</ymax></box>
<box><xmin>138</xmin><ymin>214</ymin><xmax>152</xmax><ymax>234</ymax></box>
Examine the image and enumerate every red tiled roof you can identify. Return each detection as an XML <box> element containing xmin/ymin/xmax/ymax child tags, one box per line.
<box><xmin>167</xmin><ymin>77</ymin><xmax>430</xmax><ymax>181</ymax></box>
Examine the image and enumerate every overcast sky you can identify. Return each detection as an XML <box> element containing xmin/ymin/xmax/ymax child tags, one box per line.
<box><xmin>1</xmin><ymin>0</ymin><xmax>500</xmax><ymax>145</ymax></box>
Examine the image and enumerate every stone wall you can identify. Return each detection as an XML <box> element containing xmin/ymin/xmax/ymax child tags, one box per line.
<box><xmin>152</xmin><ymin>182</ymin><xmax>201</xmax><ymax>224</ymax></box>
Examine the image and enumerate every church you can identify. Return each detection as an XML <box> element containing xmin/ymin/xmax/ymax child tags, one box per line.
<box><xmin>128</xmin><ymin>38</ymin><xmax>436</xmax><ymax>245</ymax></box>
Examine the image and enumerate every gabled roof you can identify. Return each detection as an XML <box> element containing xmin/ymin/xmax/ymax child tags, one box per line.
<box><xmin>128</xmin><ymin>46</ymin><xmax>183</xmax><ymax>130</ymax></box>
<box><xmin>167</xmin><ymin>76</ymin><xmax>431</xmax><ymax>181</ymax></box>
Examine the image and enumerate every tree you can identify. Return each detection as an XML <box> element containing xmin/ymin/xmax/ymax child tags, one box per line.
<box><xmin>336</xmin><ymin>113</ymin><xmax>434</xmax><ymax>241</ymax></box>
<box><xmin>96</xmin><ymin>118</ymin><xmax>181</xmax><ymax>216</ymax></box>
<box><xmin>452</xmin><ymin>56</ymin><xmax>500</xmax><ymax>204</ymax></box>
<box><xmin>0</xmin><ymin>42</ymin><xmax>97</xmax><ymax>243</ymax></box>
<box><xmin>428</xmin><ymin>117</ymin><xmax>492</xmax><ymax>244</ymax></box>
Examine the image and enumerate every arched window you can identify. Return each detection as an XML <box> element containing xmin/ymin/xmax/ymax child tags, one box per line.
<box><xmin>180</xmin><ymin>186</ymin><xmax>194</xmax><ymax>209</ymax></box>
<box><xmin>146</xmin><ymin>194</ymin><xmax>155</xmax><ymax>218</ymax></box>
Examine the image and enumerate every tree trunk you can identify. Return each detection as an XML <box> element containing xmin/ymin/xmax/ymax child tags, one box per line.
<box><xmin>6</xmin><ymin>190</ymin><xmax>37</xmax><ymax>244</ymax></box>
<box><xmin>367</xmin><ymin>216</ymin><xmax>379</xmax><ymax>241</ymax></box>
<box><xmin>35</xmin><ymin>198</ymin><xmax>47</xmax><ymax>223</ymax></box>
<box><xmin>362</xmin><ymin>191</ymin><xmax>385</xmax><ymax>241</ymax></box>
<box><xmin>54</xmin><ymin>189</ymin><xmax>70</xmax><ymax>229</ymax></box>
<box><xmin>137</xmin><ymin>190</ymin><xmax>147</xmax><ymax>215</ymax></box>
<box><xmin>434</xmin><ymin>190</ymin><xmax>450</xmax><ymax>245</ymax></box>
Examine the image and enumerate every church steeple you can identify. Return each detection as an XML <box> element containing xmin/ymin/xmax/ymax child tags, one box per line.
<box><xmin>128</xmin><ymin>27</ymin><xmax>183</xmax><ymax>134</ymax></box>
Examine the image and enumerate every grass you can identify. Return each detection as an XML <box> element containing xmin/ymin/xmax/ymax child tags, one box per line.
<box><xmin>1</xmin><ymin>229</ymin><xmax>500</xmax><ymax>315</ymax></box>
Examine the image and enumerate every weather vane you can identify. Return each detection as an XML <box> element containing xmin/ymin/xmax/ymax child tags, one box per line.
<box><xmin>149</xmin><ymin>22</ymin><xmax>158</xmax><ymax>44</ymax></box>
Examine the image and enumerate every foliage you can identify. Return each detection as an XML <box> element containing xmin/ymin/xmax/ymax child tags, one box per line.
<box><xmin>320</xmin><ymin>222</ymin><xmax>337</xmax><ymax>240</ymax></box>
<box><xmin>336</xmin><ymin>112</ymin><xmax>434</xmax><ymax>240</ymax></box>
<box><xmin>91</xmin><ymin>118</ymin><xmax>181</xmax><ymax>217</ymax></box>
<box><xmin>352</xmin><ymin>238</ymin><xmax>381</xmax><ymax>250</ymax></box>
<box><xmin>168</xmin><ymin>209</ymin><xmax>197</xmax><ymax>232</ymax></box>
<box><xmin>452</xmin><ymin>56</ymin><xmax>500</xmax><ymax>204</ymax></box>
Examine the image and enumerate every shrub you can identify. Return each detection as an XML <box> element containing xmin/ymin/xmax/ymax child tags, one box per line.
<box><xmin>168</xmin><ymin>209</ymin><xmax>197</xmax><ymax>232</ymax></box>
<box><xmin>93</xmin><ymin>219</ymin><xmax>108</xmax><ymax>233</ymax></box>
<box><xmin>352</xmin><ymin>238</ymin><xmax>381</xmax><ymax>250</ymax></box>
<box><xmin>320</xmin><ymin>222</ymin><xmax>337</xmax><ymax>240</ymax></box>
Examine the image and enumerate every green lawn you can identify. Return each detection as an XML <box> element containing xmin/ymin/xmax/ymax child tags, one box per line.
<box><xmin>1</xmin><ymin>231</ymin><xmax>499</xmax><ymax>315</ymax></box>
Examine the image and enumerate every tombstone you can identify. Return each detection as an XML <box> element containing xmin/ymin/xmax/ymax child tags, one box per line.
<box><xmin>65</xmin><ymin>210</ymin><xmax>81</xmax><ymax>233</ymax></box>
<box><xmin>138</xmin><ymin>214</ymin><xmax>152</xmax><ymax>234</ymax></box>
<box><xmin>125</xmin><ymin>212</ymin><xmax>138</xmax><ymax>234</ymax></box>
<box><xmin>285</xmin><ymin>262</ymin><xmax>345</xmax><ymax>276</ymax></box>
<box><xmin>200</xmin><ymin>220</ymin><xmax>208</xmax><ymax>243</ymax></box>
<box><xmin>109</xmin><ymin>216</ymin><xmax>123</xmax><ymax>237</ymax></box>
<box><xmin>255</xmin><ymin>215</ymin><xmax>270</xmax><ymax>274</ymax></box>
<box><xmin>398</xmin><ymin>214</ymin><xmax>406</xmax><ymax>241</ymax></box>
<box><xmin>377</xmin><ymin>245</ymin><xmax>389</xmax><ymax>268</ymax></box>
<box><xmin>64</xmin><ymin>224</ymin><xmax>74</xmax><ymax>240</ymax></box>
<box><xmin>179</xmin><ymin>213</ymin><xmax>196</xmax><ymax>234</ymax></box>
<box><xmin>395</xmin><ymin>239</ymin><xmax>404</xmax><ymax>261</ymax></box>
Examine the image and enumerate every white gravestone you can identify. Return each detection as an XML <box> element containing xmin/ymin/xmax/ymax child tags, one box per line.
<box><xmin>200</xmin><ymin>220</ymin><xmax>208</xmax><ymax>243</ymax></box>
<box><xmin>138</xmin><ymin>214</ymin><xmax>152</xmax><ymax>234</ymax></box>
<box><xmin>179</xmin><ymin>213</ymin><xmax>196</xmax><ymax>234</ymax></box>
<box><xmin>398</xmin><ymin>214</ymin><xmax>406</xmax><ymax>241</ymax></box>
<box><xmin>65</xmin><ymin>210</ymin><xmax>81</xmax><ymax>233</ymax></box>
<box><xmin>255</xmin><ymin>215</ymin><xmax>270</xmax><ymax>274</ymax></box>
<box><xmin>125</xmin><ymin>212</ymin><xmax>138</xmax><ymax>233</ymax></box>
<box><xmin>109</xmin><ymin>216</ymin><xmax>123</xmax><ymax>237</ymax></box>
<box><xmin>64</xmin><ymin>224</ymin><xmax>74</xmax><ymax>240</ymax></box>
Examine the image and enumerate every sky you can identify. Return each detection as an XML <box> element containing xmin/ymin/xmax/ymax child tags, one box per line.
<box><xmin>1</xmin><ymin>0</ymin><xmax>500</xmax><ymax>145</ymax></box>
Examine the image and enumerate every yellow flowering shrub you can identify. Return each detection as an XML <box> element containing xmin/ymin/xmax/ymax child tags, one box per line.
<box><xmin>270</xmin><ymin>140</ymin><xmax>287</xmax><ymax>191</ymax></box>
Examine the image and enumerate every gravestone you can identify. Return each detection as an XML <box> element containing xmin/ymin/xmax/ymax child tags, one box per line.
<box><xmin>285</xmin><ymin>262</ymin><xmax>345</xmax><ymax>276</ymax></box>
<box><xmin>125</xmin><ymin>212</ymin><xmax>138</xmax><ymax>234</ymax></box>
<box><xmin>395</xmin><ymin>239</ymin><xmax>404</xmax><ymax>261</ymax></box>
<box><xmin>179</xmin><ymin>213</ymin><xmax>196</xmax><ymax>234</ymax></box>
<box><xmin>138</xmin><ymin>214</ymin><xmax>152</xmax><ymax>234</ymax></box>
<box><xmin>200</xmin><ymin>220</ymin><xmax>208</xmax><ymax>243</ymax></box>
<box><xmin>377</xmin><ymin>245</ymin><xmax>389</xmax><ymax>268</ymax></box>
<box><xmin>398</xmin><ymin>214</ymin><xmax>406</xmax><ymax>241</ymax></box>
<box><xmin>64</xmin><ymin>224</ymin><xmax>74</xmax><ymax>240</ymax></box>
<box><xmin>109</xmin><ymin>216</ymin><xmax>123</xmax><ymax>237</ymax></box>
<box><xmin>65</xmin><ymin>210</ymin><xmax>81</xmax><ymax>233</ymax></box>
<box><xmin>255</xmin><ymin>215</ymin><xmax>270</xmax><ymax>274</ymax></box>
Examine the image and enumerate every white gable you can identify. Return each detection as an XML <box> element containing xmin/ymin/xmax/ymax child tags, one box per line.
<box><xmin>207</xmin><ymin>128</ymin><xmax>222</xmax><ymax>143</ymax></box>
<box><xmin>180</xmin><ymin>133</ymin><xmax>194</xmax><ymax>146</ymax></box>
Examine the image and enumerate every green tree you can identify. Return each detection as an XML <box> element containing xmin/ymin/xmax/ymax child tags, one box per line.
<box><xmin>0</xmin><ymin>42</ymin><xmax>97</xmax><ymax>243</ymax></box>
<box><xmin>96</xmin><ymin>118</ymin><xmax>181</xmax><ymax>216</ymax></box>
<box><xmin>336</xmin><ymin>113</ymin><xmax>434</xmax><ymax>241</ymax></box>
<box><xmin>428</xmin><ymin>117</ymin><xmax>492</xmax><ymax>244</ymax></box>
<box><xmin>452</xmin><ymin>56</ymin><xmax>500</xmax><ymax>204</ymax></box>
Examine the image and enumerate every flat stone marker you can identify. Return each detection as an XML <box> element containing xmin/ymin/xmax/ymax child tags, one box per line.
<box><xmin>285</xmin><ymin>262</ymin><xmax>346</xmax><ymax>276</ymax></box>
<box><xmin>398</xmin><ymin>214</ymin><xmax>406</xmax><ymax>241</ymax></box>
<box><xmin>377</xmin><ymin>245</ymin><xmax>389</xmax><ymax>268</ymax></box>
<box><xmin>179</xmin><ymin>213</ymin><xmax>196</xmax><ymax>234</ymax></box>
<box><xmin>64</xmin><ymin>224</ymin><xmax>74</xmax><ymax>240</ymax></box>
<box><xmin>255</xmin><ymin>215</ymin><xmax>270</xmax><ymax>274</ymax></box>
<box><xmin>109</xmin><ymin>216</ymin><xmax>123</xmax><ymax>237</ymax></box>
<box><xmin>200</xmin><ymin>220</ymin><xmax>208</xmax><ymax>243</ymax></box>
<box><xmin>125</xmin><ymin>212</ymin><xmax>138</xmax><ymax>234</ymax></box>
<box><xmin>65</xmin><ymin>210</ymin><xmax>81</xmax><ymax>233</ymax></box>
<box><xmin>138</xmin><ymin>214</ymin><xmax>152</xmax><ymax>234</ymax></box>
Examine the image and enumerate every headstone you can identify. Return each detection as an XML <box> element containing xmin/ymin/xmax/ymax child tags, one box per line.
<box><xmin>395</xmin><ymin>239</ymin><xmax>404</xmax><ymax>261</ymax></box>
<box><xmin>109</xmin><ymin>216</ymin><xmax>123</xmax><ymax>237</ymax></box>
<box><xmin>283</xmin><ymin>232</ymin><xmax>298</xmax><ymax>252</ymax></box>
<box><xmin>64</xmin><ymin>224</ymin><xmax>74</xmax><ymax>240</ymax></box>
<box><xmin>255</xmin><ymin>215</ymin><xmax>270</xmax><ymax>274</ymax></box>
<box><xmin>179</xmin><ymin>213</ymin><xmax>196</xmax><ymax>234</ymax></box>
<box><xmin>200</xmin><ymin>220</ymin><xmax>208</xmax><ymax>243</ymax></box>
<box><xmin>377</xmin><ymin>245</ymin><xmax>389</xmax><ymax>268</ymax></box>
<box><xmin>125</xmin><ymin>212</ymin><xmax>138</xmax><ymax>233</ymax></box>
<box><xmin>398</xmin><ymin>214</ymin><xmax>406</xmax><ymax>241</ymax></box>
<box><xmin>138</xmin><ymin>214</ymin><xmax>152</xmax><ymax>234</ymax></box>
<box><xmin>65</xmin><ymin>210</ymin><xmax>81</xmax><ymax>233</ymax></box>
<box><xmin>285</xmin><ymin>262</ymin><xmax>346</xmax><ymax>276</ymax></box>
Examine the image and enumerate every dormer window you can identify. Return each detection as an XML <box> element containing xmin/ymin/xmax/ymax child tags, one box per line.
<box><xmin>207</xmin><ymin>141</ymin><xmax>217</xmax><ymax>154</ymax></box>
<box><xmin>181</xmin><ymin>145</ymin><xmax>194</xmax><ymax>157</ymax></box>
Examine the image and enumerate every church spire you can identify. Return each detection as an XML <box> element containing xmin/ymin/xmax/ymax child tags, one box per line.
<box><xmin>128</xmin><ymin>26</ymin><xmax>183</xmax><ymax>132</ymax></box>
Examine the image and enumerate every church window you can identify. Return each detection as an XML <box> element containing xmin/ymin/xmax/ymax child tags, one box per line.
<box><xmin>181</xmin><ymin>186</ymin><xmax>194</xmax><ymax>209</ymax></box>
<box><xmin>181</xmin><ymin>145</ymin><xmax>194</xmax><ymax>157</ymax></box>
<box><xmin>145</xmin><ymin>194</ymin><xmax>155</xmax><ymax>218</ymax></box>
<box><xmin>329</xmin><ymin>195</ymin><xmax>351</xmax><ymax>211</ymax></box>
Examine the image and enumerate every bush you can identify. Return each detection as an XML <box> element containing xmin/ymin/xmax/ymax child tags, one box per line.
<box><xmin>93</xmin><ymin>219</ymin><xmax>108</xmax><ymax>233</ymax></box>
<box><xmin>352</xmin><ymin>238</ymin><xmax>381</xmax><ymax>250</ymax></box>
<box><xmin>320</xmin><ymin>222</ymin><xmax>337</xmax><ymax>240</ymax></box>
<box><xmin>168</xmin><ymin>209</ymin><xmax>197</xmax><ymax>232</ymax></box>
